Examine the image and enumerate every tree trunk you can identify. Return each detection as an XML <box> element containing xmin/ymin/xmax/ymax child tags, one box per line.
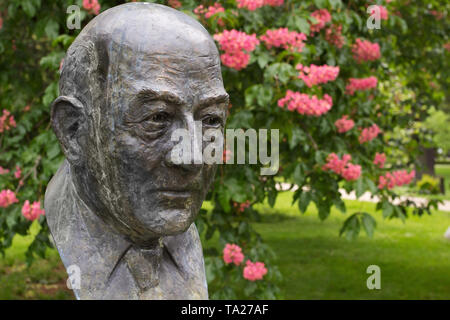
<box><xmin>415</xmin><ymin>146</ymin><xmax>436</xmax><ymax>180</ymax></box>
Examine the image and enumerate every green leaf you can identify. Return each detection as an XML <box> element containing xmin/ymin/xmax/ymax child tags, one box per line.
<box><xmin>45</xmin><ymin>19</ymin><xmax>59</xmax><ymax>40</ymax></box>
<box><xmin>339</xmin><ymin>213</ymin><xmax>360</xmax><ymax>240</ymax></box>
<box><xmin>355</xmin><ymin>178</ymin><xmax>365</xmax><ymax>198</ymax></box>
<box><xmin>298</xmin><ymin>191</ymin><xmax>311</xmax><ymax>213</ymax></box>
<box><xmin>289</xmin><ymin>127</ymin><xmax>305</xmax><ymax>150</ymax></box>
<box><xmin>361</xmin><ymin>213</ymin><xmax>377</xmax><ymax>238</ymax></box>
<box><xmin>382</xmin><ymin>200</ymin><xmax>394</xmax><ymax>218</ymax></box>
<box><xmin>293</xmin><ymin>164</ymin><xmax>305</xmax><ymax>186</ymax></box>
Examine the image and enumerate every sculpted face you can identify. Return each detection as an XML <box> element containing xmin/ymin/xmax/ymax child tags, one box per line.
<box><xmin>53</xmin><ymin>4</ymin><xmax>228</xmax><ymax>246</ymax></box>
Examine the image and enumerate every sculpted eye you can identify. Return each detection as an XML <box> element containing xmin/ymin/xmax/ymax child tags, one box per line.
<box><xmin>147</xmin><ymin>112</ymin><xmax>171</xmax><ymax>123</ymax></box>
<box><xmin>202</xmin><ymin>115</ymin><xmax>222</xmax><ymax>127</ymax></box>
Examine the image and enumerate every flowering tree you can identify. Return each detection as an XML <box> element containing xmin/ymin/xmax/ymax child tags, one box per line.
<box><xmin>0</xmin><ymin>0</ymin><xmax>448</xmax><ymax>299</ymax></box>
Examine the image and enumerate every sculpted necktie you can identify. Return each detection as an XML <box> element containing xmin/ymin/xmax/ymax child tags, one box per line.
<box><xmin>124</xmin><ymin>241</ymin><xmax>163</xmax><ymax>291</ymax></box>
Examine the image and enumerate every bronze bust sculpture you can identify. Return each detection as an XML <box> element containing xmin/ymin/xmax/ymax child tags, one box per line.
<box><xmin>45</xmin><ymin>2</ymin><xmax>228</xmax><ymax>299</ymax></box>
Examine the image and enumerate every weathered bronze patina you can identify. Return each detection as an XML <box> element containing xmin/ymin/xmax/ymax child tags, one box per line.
<box><xmin>45</xmin><ymin>2</ymin><xmax>228</xmax><ymax>299</ymax></box>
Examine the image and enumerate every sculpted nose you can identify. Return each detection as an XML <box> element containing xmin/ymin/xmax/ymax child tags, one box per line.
<box><xmin>164</xmin><ymin>115</ymin><xmax>204</xmax><ymax>173</ymax></box>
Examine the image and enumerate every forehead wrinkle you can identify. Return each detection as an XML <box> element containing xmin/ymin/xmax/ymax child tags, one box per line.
<box><xmin>137</xmin><ymin>88</ymin><xmax>186</xmax><ymax>105</ymax></box>
<box><xmin>196</xmin><ymin>94</ymin><xmax>229</xmax><ymax>108</ymax></box>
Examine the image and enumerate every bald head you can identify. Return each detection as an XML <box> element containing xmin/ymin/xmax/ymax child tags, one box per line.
<box><xmin>59</xmin><ymin>3</ymin><xmax>222</xmax><ymax>109</ymax></box>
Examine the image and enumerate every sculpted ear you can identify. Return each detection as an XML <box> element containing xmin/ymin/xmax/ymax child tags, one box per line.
<box><xmin>51</xmin><ymin>96</ymin><xmax>86</xmax><ymax>165</ymax></box>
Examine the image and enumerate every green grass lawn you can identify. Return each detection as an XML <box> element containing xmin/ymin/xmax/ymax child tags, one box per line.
<box><xmin>1</xmin><ymin>192</ymin><xmax>449</xmax><ymax>299</ymax></box>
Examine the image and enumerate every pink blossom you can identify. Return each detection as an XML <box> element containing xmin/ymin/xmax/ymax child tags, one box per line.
<box><xmin>296</xmin><ymin>64</ymin><xmax>339</xmax><ymax>87</ymax></box>
<box><xmin>359</xmin><ymin>124</ymin><xmax>381</xmax><ymax>144</ymax></box>
<box><xmin>194</xmin><ymin>3</ymin><xmax>225</xmax><ymax>26</ymax></box>
<box><xmin>14</xmin><ymin>165</ymin><xmax>21</xmax><ymax>179</ymax></box>
<box><xmin>168</xmin><ymin>0</ymin><xmax>182</xmax><ymax>9</ymax></box>
<box><xmin>325</xmin><ymin>24</ymin><xmax>345</xmax><ymax>48</ymax></box>
<box><xmin>373</xmin><ymin>152</ymin><xmax>386</xmax><ymax>168</ymax></box>
<box><xmin>236</xmin><ymin>0</ymin><xmax>265</xmax><ymax>11</ymax></box>
<box><xmin>352</xmin><ymin>39</ymin><xmax>381</xmax><ymax>63</ymax></box>
<box><xmin>82</xmin><ymin>0</ymin><xmax>101</xmax><ymax>15</ymax></box>
<box><xmin>233</xmin><ymin>200</ymin><xmax>251</xmax><ymax>212</ymax></box>
<box><xmin>310</xmin><ymin>9</ymin><xmax>332</xmax><ymax>34</ymax></box>
<box><xmin>429</xmin><ymin>10</ymin><xmax>443</xmax><ymax>20</ymax></box>
<box><xmin>278</xmin><ymin>90</ymin><xmax>333</xmax><ymax>116</ymax></box>
<box><xmin>0</xmin><ymin>167</ymin><xmax>10</xmax><ymax>174</ymax></box>
<box><xmin>0</xmin><ymin>189</ymin><xmax>19</xmax><ymax>208</ymax></box>
<box><xmin>21</xmin><ymin>200</ymin><xmax>45</xmax><ymax>221</ymax></box>
<box><xmin>370</xmin><ymin>5</ymin><xmax>388</xmax><ymax>20</ymax></box>
<box><xmin>444</xmin><ymin>43</ymin><xmax>450</xmax><ymax>52</ymax></box>
<box><xmin>378</xmin><ymin>170</ymin><xmax>415</xmax><ymax>190</ymax></box>
<box><xmin>341</xmin><ymin>163</ymin><xmax>362</xmax><ymax>181</ymax></box>
<box><xmin>322</xmin><ymin>153</ymin><xmax>362</xmax><ymax>181</ymax></box>
<box><xmin>345</xmin><ymin>76</ymin><xmax>378</xmax><ymax>95</ymax></box>
<box><xmin>214</xmin><ymin>30</ymin><xmax>259</xmax><ymax>70</ymax></box>
<box><xmin>243</xmin><ymin>260</ymin><xmax>268</xmax><ymax>281</ymax></box>
<box><xmin>264</xmin><ymin>0</ymin><xmax>284</xmax><ymax>6</ymax></box>
<box><xmin>260</xmin><ymin>28</ymin><xmax>307</xmax><ymax>52</ymax></box>
<box><xmin>223</xmin><ymin>244</ymin><xmax>245</xmax><ymax>266</ymax></box>
<box><xmin>220</xmin><ymin>51</ymin><xmax>251</xmax><ymax>70</ymax></box>
<box><xmin>0</xmin><ymin>109</ymin><xmax>16</xmax><ymax>133</ymax></box>
<box><xmin>334</xmin><ymin>115</ymin><xmax>355</xmax><ymax>133</ymax></box>
<box><xmin>214</xmin><ymin>30</ymin><xmax>259</xmax><ymax>53</ymax></box>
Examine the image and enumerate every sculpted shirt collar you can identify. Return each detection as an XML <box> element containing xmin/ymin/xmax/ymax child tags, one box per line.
<box><xmin>45</xmin><ymin>160</ymin><xmax>208</xmax><ymax>299</ymax></box>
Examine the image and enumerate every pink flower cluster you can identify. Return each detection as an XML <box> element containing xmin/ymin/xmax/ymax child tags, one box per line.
<box><xmin>373</xmin><ymin>152</ymin><xmax>386</xmax><ymax>168</ymax></box>
<box><xmin>236</xmin><ymin>0</ymin><xmax>265</xmax><ymax>11</ymax></box>
<box><xmin>243</xmin><ymin>260</ymin><xmax>268</xmax><ymax>281</ymax></box>
<box><xmin>264</xmin><ymin>0</ymin><xmax>284</xmax><ymax>6</ymax></box>
<box><xmin>0</xmin><ymin>109</ymin><xmax>16</xmax><ymax>133</ymax></box>
<box><xmin>236</xmin><ymin>0</ymin><xmax>284</xmax><ymax>11</ymax></box>
<box><xmin>359</xmin><ymin>124</ymin><xmax>381</xmax><ymax>144</ymax></box>
<box><xmin>277</xmin><ymin>90</ymin><xmax>333</xmax><ymax>116</ymax></box>
<box><xmin>194</xmin><ymin>3</ymin><xmax>225</xmax><ymax>25</ymax></box>
<box><xmin>233</xmin><ymin>200</ymin><xmax>251</xmax><ymax>212</ymax></box>
<box><xmin>352</xmin><ymin>39</ymin><xmax>381</xmax><ymax>63</ymax></box>
<box><xmin>21</xmin><ymin>200</ymin><xmax>45</xmax><ymax>221</ymax></box>
<box><xmin>168</xmin><ymin>0</ymin><xmax>182</xmax><ymax>9</ymax></box>
<box><xmin>222</xmin><ymin>243</ymin><xmax>268</xmax><ymax>281</ymax></box>
<box><xmin>0</xmin><ymin>189</ymin><xmax>18</xmax><ymax>208</ymax></box>
<box><xmin>345</xmin><ymin>76</ymin><xmax>378</xmax><ymax>95</ymax></box>
<box><xmin>296</xmin><ymin>64</ymin><xmax>339</xmax><ymax>87</ymax></box>
<box><xmin>444</xmin><ymin>43</ymin><xmax>450</xmax><ymax>52</ymax></box>
<box><xmin>82</xmin><ymin>0</ymin><xmax>101</xmax><ymax>15</ymax></box>
<box><xmin>370</xmin><ymin>5</ymin><xmax>388</xmax><ymax>20</ymax></box>
<box><xmin>14</xmin><ymin>166</ymin><xmax>21</xmax><ymax>179</ymax></box>
<box><xmin>260</xmin><ymin>28</ymin><xmax>307</xmax><ymax>52</ymax></box>
<box><xmin>378</xmin><ymin>170</ymin><xmax>415</xmax><ymax>190</ymax></box>
<box><xmin>334</xmin><ymin>115</ymin><xmax>355</xmax><ymax>133</ymax></box>
<box><xmin>310</xmin><ymin>9</ymin><xmax>332</xmax><ymax>34</ymax></box>
<box><xmin>0</xmin><ymin>166</ymin><xmax>10</xmax><ymax>174</ymax></box>
<box><xmin>325</xmin><ymin>24</ymin><xmax>345</xmax><ymax>48</ymax></box>
<box><xmin>223</xmin><ymin>244</ymin><xmax>245</xmax><ymax>266</ymax></box>
<box><xmin>322</xmin><ymin>153</ymin><xmax>362</xmax><ymax>181</ymax></box>
<box><xmin>214</xmin><ymin>30</ymin><xmax>260</xmax><ymax>70</ymax></box>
